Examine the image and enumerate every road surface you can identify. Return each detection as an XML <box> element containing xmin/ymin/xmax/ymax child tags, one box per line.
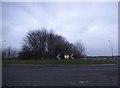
<box><xmin>2</xmin><ymin>65</ymin><xmax>118</xmax><ymax>86</ymax></box>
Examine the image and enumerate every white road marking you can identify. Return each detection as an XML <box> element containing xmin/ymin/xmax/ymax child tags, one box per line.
<box><xmin>78</xmin><ymin>81</ymin><xmax>89</xmax><ymax>84</ymax></box>
<box><xmin>78</xmin><ymin>81</ymin><xmax>84</xmax><ymax>84</ymax></box>
<box><xmin>33</xmin><ymin>84</ymin><xmax>37</xmax><ymax>86</ymax></box>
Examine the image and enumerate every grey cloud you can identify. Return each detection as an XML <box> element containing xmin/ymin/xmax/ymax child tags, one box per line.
<box><xmin>2</xmin><ymin>2</ymin><xmax>118</xmax><ymax>56</ymax></box>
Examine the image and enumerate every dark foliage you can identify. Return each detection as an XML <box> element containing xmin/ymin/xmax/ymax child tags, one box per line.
<box><xmin>18</xmin><ymin>28</ymin><xmax>86</xmax><ymax>59</ymax></box>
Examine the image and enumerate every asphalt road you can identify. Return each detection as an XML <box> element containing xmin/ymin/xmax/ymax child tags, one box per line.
<box><xmin>2</xmin><ymin>65</ymin><xmax>118</xmax><ymax>86</ymax></box>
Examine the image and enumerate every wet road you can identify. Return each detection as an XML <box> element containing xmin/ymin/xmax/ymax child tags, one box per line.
<box><xmin>2</xmin><ymin>65</ymin><xmax>118</xmax><ymax>86</ymax></box>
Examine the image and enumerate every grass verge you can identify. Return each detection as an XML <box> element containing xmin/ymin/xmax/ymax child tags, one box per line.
<box><xmin>2</xmin><ymin>59</ymin><xmax>117</xmax><ymax>65</ymax></box>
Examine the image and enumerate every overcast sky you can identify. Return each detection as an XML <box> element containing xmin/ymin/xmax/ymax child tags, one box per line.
<box><xmin>2</xmin><ymin>2</ymin><xmax>118</xmax><ymax>56</ymax></box>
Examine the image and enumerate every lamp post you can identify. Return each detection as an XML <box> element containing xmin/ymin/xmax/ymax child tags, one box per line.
<box><xmin>108</xmin><ymin>40</ymin><xmax>113</xmax><ymax>58</ymax></box>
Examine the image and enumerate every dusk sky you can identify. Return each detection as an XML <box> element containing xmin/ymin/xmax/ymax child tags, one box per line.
<box><xmin>2</xmin><ymin>2</ymin><xmax>118</xmax><ymax>56</ymax></box>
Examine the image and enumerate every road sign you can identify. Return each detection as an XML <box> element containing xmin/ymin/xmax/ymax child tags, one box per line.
<box><xmin>70</xmin><ymin>54</ymin><xmax>74</xmax><ymax>59</ymax></box>
<box><xmin>56</xmin><ymin>54</ymin><xmax>61</xmax><ymax>59</ymax></box>
<box><xmin>56</xmin><ymin>54</ymin><xmax>75</xmax><ymax>59</ymax></box>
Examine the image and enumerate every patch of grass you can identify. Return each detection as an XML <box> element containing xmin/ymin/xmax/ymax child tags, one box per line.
<box><xmin>2</xmin><ymin>59</ymin><xmax>117</xmax><ymax>65</ymax></box>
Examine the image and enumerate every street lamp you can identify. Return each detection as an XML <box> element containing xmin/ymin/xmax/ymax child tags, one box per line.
<box><xmin>108</xmin><ymin>40</ymin><xmax>113</xmax><ymax>58</ymax></box>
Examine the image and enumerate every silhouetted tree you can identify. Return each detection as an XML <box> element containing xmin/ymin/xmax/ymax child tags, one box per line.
<box><xmin>20</xmin><ymin>29</ymin><xmax>47</xmax><ymax>59</ymax></box>
<box><xmin>74</xmin><ymin>42</ymin><xmax>86</xmax><ymax>58</ymax></box>
<box><xmin>19</xmin><ymin>28</ymin><xmax>86</xmax><ymax>59</ymax></box>
<box><xmin>18</xmin><ymin>45</ymin><xmax>33</xmax><ymax>59</ymax></box>
<box><xmin>2</xmin><ymin>47</ymin><xmax>18</xmax><ymax>59</ymax></box>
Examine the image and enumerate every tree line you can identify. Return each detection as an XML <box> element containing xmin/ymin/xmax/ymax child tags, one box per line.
<box><xmin>2</xmin><ymin>28</ymin><xmax>86</xmax><ymax>59</ymax></box>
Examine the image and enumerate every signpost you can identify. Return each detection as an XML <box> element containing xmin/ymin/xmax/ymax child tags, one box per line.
<box><xmin>56</xmin><ymin>54</ymin><xmax>74</xmax><ymax>59</ymax></box>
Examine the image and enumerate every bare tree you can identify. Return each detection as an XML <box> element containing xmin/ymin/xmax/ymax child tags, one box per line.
<box><xmin>20</xmin><ymin>28</ymin><xmax>87</xmax><ymax>59</ymax></box>
<box><xmin>74</xmin><ymin>41</ymin><xmax>86</xmax><ymax>57</ymax></box>
<box><xmin>2</xmin><ymin>47</ymin><xmax>18</xmax><ymax>59</ymax></box>
<box><xmin>22</xmin><ymin>28</ymin><xmax>47</xmax><ymax>59</ymax></box>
